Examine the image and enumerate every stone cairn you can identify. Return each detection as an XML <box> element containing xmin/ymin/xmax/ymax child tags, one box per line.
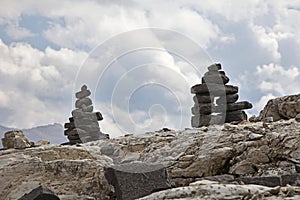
<box><xmin>191</xmin><ymin>63</ymin><xmax>253</xmax><ymax>127</ymax></box>
<box><xmin>64</xmin><ymin>85</ymin><xmax>109</xmax><ymax>144</ymax></box>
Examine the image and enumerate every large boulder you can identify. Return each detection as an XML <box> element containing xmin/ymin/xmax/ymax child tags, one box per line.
<box><xmin>256</xmin><ymin>94</ymin><xmax>300</xmax><ymax>121</ymax></box>
<box><xmin>1</xmin><ymin>130</ymin><xmax>31</xmax><ymax>149</ymax></box>
<box><xmin>0</xmin><ymin>145</ymin><xmax>113</xmax><ymax>200</ymax></box>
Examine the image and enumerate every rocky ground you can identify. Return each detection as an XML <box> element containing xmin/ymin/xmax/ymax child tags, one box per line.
<box><xmin>0</xmin><ymin>118</ymin><xmax>300</xmax><ymax>199</ymax></box>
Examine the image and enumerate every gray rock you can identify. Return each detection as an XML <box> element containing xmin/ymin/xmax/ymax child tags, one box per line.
<box><xmin>198</xmin><ymin>101</ymin><xmax>252</xmax><ymax>115</ymax></box>
<box><xmin>281</xmin><ymin>174</ymin><xmax>300</xmax><ymax>186</ymax></box>
<box><xmin>191</xmin><ymin>84</ymin><xmax>238</xmax><ymax>95</ymax></box>
<box><xmin>239</xmin><ymin>176</ymin><xmax>281</xmax><ymax>187</ymax></box>
<box><xmin>202</xmin><ymin>73</ymin><xmax>229</xmax><ymax>84</ymax></box>
<box><xmin>257</xmin><ymin>93</ymin><xmax>300</xmax><ymax>121</ymax></box>
<box><xmin>207</xmin><ymin>63</ymin><xmax>221</xmax><ymax>71</ymax></box>
<box><xmin>225</xmin><ymin>110</ymin><xmax>247</xmax><ymax>122</ymax></box>
<box><xmin>105</xmin><ymin>162</ymin><xmax>172</xmax><ymax>200</ymax></box>
<box><xmin>18</xmin><ymin>185</ymin><xmax>60</xmax><ymax>200</ymax></box>
<box><xmin>216</xmin><ymin>93</ymin><xmax>239</xmax><ymax>104</ymax></box>
<box><xmin>75</xmin><ymin>89</ymin><xmax>91</xmax><ymax>99</ymax></box>
<box><xmin>1</xmin><ymin>130</ymin><xmax>31</xmax><ymax>149</ymax></box>
<box><xmin>75</xmin><ymin>97</ymin><xmax>92</xmax><ymax>109</ymax></box>
<box><xmin>295</xmin><ymin>113</ymin><xmax>300</xmax><ymax>122</ymax></box>
<box><xmin>193</xmin><ymin>94</ymin><xmax>214</xmax><ymax>103</ymax></box>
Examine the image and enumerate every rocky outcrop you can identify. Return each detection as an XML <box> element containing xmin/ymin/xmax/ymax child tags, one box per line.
<box><xmin>1</xmin><ymin>119</ymin><xmax>300</xmax><ymax>199</ymax></box>
<box><xmin>0</xmin><ymin>145</ymin><xmax>113</xmax><ymax>200</ymax></box>
<box><xmin>252</xmin><ymin>93</ymin><xmax>300</xmax><ymax>122</ymax></box>
<box><xmin>139</xmin><ymin>180</ymin><xmax>300</xmax><ymax>199</ymax></box>
<box><xmin>1</xmin><ymin>130</ymin><xmax>32</xmax><ymax>149</ymax></box>
<box><xmin>191</xmin><ymin>63</ymin><xmax>252</xmax><ymax>127</ymax></box>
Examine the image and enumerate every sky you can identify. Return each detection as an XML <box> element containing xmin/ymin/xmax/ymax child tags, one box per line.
<box><xmin>0</xmin><ymin>0</ymin><xmax>299</xmax><ymax>138</ymax></box>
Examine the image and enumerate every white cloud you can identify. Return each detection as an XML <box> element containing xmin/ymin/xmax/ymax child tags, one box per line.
<box><xmin>5</xmin><ymin>24</ymin><xmax>34</xmax><ymax>39</ymax></box>
<box><xmin>0</xmin><ymin>39</ymin><xmax>88</xmax><ymax>128</ymax></box>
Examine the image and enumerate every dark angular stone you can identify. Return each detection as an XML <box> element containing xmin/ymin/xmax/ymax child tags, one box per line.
<box><xmin>225</xmin><ymin>110</ymin><xmax>247</xmax><ymax>122</ymax></box>
<box><xmin>191</xmin><ymin>84</ymin><xmax>238</xmax><ymax>95</ymax></box>
<box><xmin>69</xmin><ymin>117</ymin><xmax>74</xmax><ymax>122</ymax></box>
<box><xmin>64</xmin><ymin>122</ymin><xmax>75</xmax><ymax>129</ymax></box>
<box><xmin>193</xmin><ymin>94</ymin><xmax>214</xmax><ymax>104</ymax></box>
<box><xmin>96</xmin><ymin>112</ymin><xmax>103</xmax><ymax>121</ymax></box>
<box><xmin>239</xmin><ymin>176</ymin><xmax>281</xmax><ymax>187</ymax></box>
<box><xmin>295</xmin><ymin>164</ymin><xmax>300</xmax><ymax>173</ymax></box>
<box><xmin>105</xmin><ymin>162</ymin><xmax>172</xmax><ymax>200</ymax></box>
<box><xmin>281</xmin><ymin>174</ymin><xmax>300</xmax><ymax>186</ymax></box>
<box><xmin>191</xmin><ymin>103</ymin><xmax>213</xmax><ymax>115</ymax></box>
<box><xmin>201</xmin><ymin>174</ymin><xmax>235</xmax><ymax>182</ymax></box>
<box><xmin>216</xmin><ymin>94</ymin><xmax>239</xmax><ymax>105</ymax></box>
<box><xmin>199</xmin><ymin>101</ymin><xmax>252</xmax><ymax>115</ymax></box>
<box><xmin>75</xmin><ymin>97</ymin><xmax>92</xmax><ymax>109</ymax></box>
<box><xmin>207</xmin><ymin>63</ymin><xmax>221</xmax><ymax>71</ymax></box>
<box><xmin>18</xmin><ymin>185</ymin><xmax>60</xmax><ymax>200</ymax></box>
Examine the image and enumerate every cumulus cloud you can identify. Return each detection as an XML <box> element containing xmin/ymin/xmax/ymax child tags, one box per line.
<box><xmin>0</xmin><ymin>0</ymin><xmax>299</xmax><ymax>135</ymax></box>
<box><xmin>0</xmin><ymin>39</ymin><xmax>87</xmax><ymax>128</ymax></box>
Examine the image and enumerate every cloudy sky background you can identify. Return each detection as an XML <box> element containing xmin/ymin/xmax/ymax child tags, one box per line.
<box><xmin>0</xmin><ymin>0</ymin><xmax>299</xmax><ymax>138</ymax></box>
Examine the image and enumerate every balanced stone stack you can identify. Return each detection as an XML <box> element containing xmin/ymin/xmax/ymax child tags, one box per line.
<box><xmin>64</xmin><ymin>85</ymin><xmax>109</xmax><ymax>144</ymax></box>
<box><xmin>191</xmin><ymin>63</ymin><xmax>253</xmax><ymax>127</ymax></box>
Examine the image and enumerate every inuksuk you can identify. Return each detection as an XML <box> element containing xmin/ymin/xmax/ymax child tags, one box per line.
<box><xmin>64</xmin><ymin>85</ymin><xmax>109</xmax><ymax>144</ymax></box>
<box><xmin>191</xmin><ymin>63</ymin><xmax>252</xmax><ymax>127</ymax></box>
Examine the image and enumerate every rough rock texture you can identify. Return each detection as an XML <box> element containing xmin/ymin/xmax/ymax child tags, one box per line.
<box><xmin>255</xmin><ymin>94</ymin><xmax>300</xmax><ymax>122</ymax></box>
<box><xmin>105</xmin><ymin>162</ymin><xmax>172</xmax><ymax>200</ymax></box>
<box><xmin>1</xmin><ymin>130</ymin><xmax>31</xmax><ymax>149</ymax></box>
<box><xmin>0</xmin><ymin>145</ymin><xmax>113</xmax><ymax>200</ymax></box>
<box><xmin>86</xmin><ymin>119</ymin><xmax>300</xmax><ymax>188</ymax></box>
<box><xmin>18</xmin><ymin>185</ymin><xmax>59</xmax><ymax>200</ymax></box>
<box><xmin>139</xmin><ymin>180</ymin><xmax>300</xmax><ymax>200</ymax></box>
<box><xmin>1</xmin><ymin>119</ymin><xmax>300</xmax><ymax>199</ymax></box>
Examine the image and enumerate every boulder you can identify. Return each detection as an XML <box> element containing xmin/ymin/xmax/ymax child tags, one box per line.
<box><xmin>75</xmin><ymin>97</ymin><xmax>93</xmax><ymax>109</ymax></box>
<box><xmin>257</xmin><ymin>94</ymin><xmax>300</xmax><ymax>121</ymax></box>
<box><xmin>207</xmin><ymin>63</ymin><xmax>221</xmax><ymax>71</ymax></box>
<box><xmin>105</xmin><ymin>162</ymin><xmax>172</xmax><ymax>200</ymax></box>
<box><xmin>75</xmin><ymin>89</ymin><xmax>91</xmax><ymax>99</ymax></box>
<box><xmin>216</xmin><ymin>93</ymin><xmax>239</xmax><ymax>104</ymax></box>
<box><xmin>1</xmin><ymin>130</ymin><xmax>31</xmax><ymax>149</ymax></box>
<box><xmin>18</xmin><ymin>185</ymin><xmax>60</xmax><ymax>200</ymax></box>
<box><xmin>191</xmin><ymin>84</ymin><xmax>238</xmax><ymax>95</ymax></box>
<box><xmin>202</xmin><ymin>73</ymin><xmax>230</xmax><ymax>84</ymax></box>
<box><xmin>197</xmin><ymin>101</ymin><xmax>252</xmax><ymax>114</ymax></box>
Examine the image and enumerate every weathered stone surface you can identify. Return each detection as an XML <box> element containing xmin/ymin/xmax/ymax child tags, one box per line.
<box><xmin>193</xmin><ymin>94</ymin><xmax>213</xmax><ymax>103</ymax></box>
<box><xmin>198</xmin><ymin>101</ymin><xmax>252</xmax><ymax>114</ymax></box>
<box><xmin>75</xmin><ymin>89</ymin><xmax>91</xmax><ymax>99</ymax></box>
<box><xmin>1</xmin><ymin>130</ymin><xmax>31</xmax><ymax>149</ymax></box>
<box><xmin>257</xmin><ymin>94</ymin><xmax>300</xmax><ymax>121</ymax></box>
<box><xmin>18</xmin><ymin>185</ymin><xmax>60</xmax><ymax>200</ymax></box>
<box><xmin>225</xmin><ymin>110</ymin><xmax>247</xmax><ymax>122</ymax></box>
<box><xmin>202</xmin><ymin>73</ymin><xmax>229</xmax><ymax>84</ymax></box>
<box><xmin>216</xmin><ymin>93</ymin><xmax>239</xmax><ymax>104</ymax></box>
<box><xmin>75</xmin><ymin>97</ymin><xmax>92</xmax><ymax>109</ymax></box>
<box><xmin>0</xmin><ymin>146</ymin><xmax>113</xmax><ymax>200</ymax></box>
<box><xmin>105</xmin><ymin>162</ymin><xmax>172</xmax><ymax>200</ymax></box>
<box><xmin>239</xmin><ymin>176</ymin><xmax>281</xmax><ymax>187</ymax></box>
<box><xmin>191</xmin><ymin>84</ymin><xmax>238</xmax><ymax>95</ymax></box>
<box><xmin>139</xmin><ymin>182</ymin><xmax>300</xmax><ymax>200</ymax></box>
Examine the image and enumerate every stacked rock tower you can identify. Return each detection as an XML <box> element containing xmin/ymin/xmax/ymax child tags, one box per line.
<box><xmin>64</xmin><ymin>85</ymin><xmax>109</xmax><ymax>144</ymax></box>
<box><xmin>191</xmin><ymin>63</ymin><xmax>253</xmax><ymax>127</ymax></box>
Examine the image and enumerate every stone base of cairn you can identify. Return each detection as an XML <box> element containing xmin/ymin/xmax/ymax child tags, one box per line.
<box><xmin>64</xmin><ymin>85</ymin><xmax>109</xmax><ymax>144</ymax></box>
<box><xmin>191</xmin><ymin>63</ymin><xmax>253</xmax><ymax>127</ymax></box>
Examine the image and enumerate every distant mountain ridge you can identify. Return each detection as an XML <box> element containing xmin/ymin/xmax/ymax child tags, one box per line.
<box><xmin>0</xmin><ymin>123</ymin><xmax>66</xmax><ymax>148</ymax></box>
